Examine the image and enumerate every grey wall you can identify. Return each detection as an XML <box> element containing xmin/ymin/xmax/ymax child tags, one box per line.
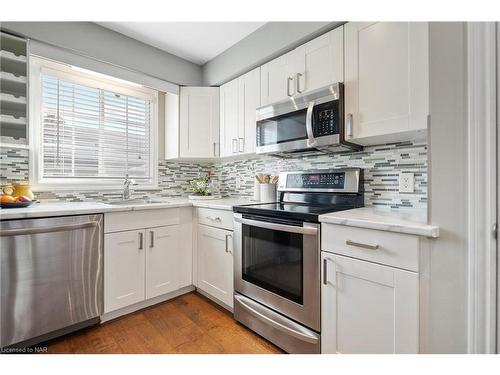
<box><xmin>202</xmin><ymin>22</ymin><xmax>343</xmax><ymax>86</ymax></box>
<box><xmin>1</xmin><ymin>22</ymin><xmax>203</xmax><ymax>86</ymax></box>
<box><xmin>426</xmin><ymin>22</ymin><xmax>468</xmax><ymax>353</ymax></box>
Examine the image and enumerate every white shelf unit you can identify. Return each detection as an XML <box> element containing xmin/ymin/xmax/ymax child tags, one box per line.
<box><xmin>0</xmin><ymin>143</ymin><xmax>29</xmax><ymax>150</ymax></box>
<box><xmin>0</xmin><ymin>31</ymin><xmax>28</xmax><ymax>147</ymax></box>
<box><xmin>0</xmin><ymin>49</ymin><xmax>27</xmax><ymax>64</ymax></box>
<box><xmin>0</xmin><ymin>114</ymin><xmax>27</xmax><ymax>126</ymax></box>
<box><xmin>0</xmin><ymin>92</ymin><xmax>27</xmax><ymax>112</ymax></box>
<box><xmin>0</xmin><ymin>71</ymin><xmax>27</xmax><ymax>94</ymax></box>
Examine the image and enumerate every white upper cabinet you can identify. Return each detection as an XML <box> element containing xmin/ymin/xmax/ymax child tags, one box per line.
<box><xmin>301</xmin><ymin>26</ymin><xmax>344</xmax><ymax>93</ymax></box>
<box><xmin>220</xmin><ymin>79</ymin><xmax>239</xmax><ymax>157</ymax></box>
<box><xmin>239</xmin><ymin>68</ymin><xmax>260</xmax><ymax>154</ymax></box>
<box><xmin>260</xmin><ymin>26</ymin><xmax>344</xmax><ymax>106</ymax></box>
<box><xmin>220</xmin><ymin>67</ymin><xmax>260</xmax><ymax>157</ymax></box>
<box><xmin>260</xmin><ymin>54</ymin><xmax>288</xmax><ymax>106</ymax></box>
<box><xmin>344</xmin><ymin>22</ymin><xmax>429</xmax><ymax>145</ymax></box>
<box><xmin>321</xmin><ymin>253</ymin><xmax>419</xmax><ymax>354</ymax></box>
<box><xmin>166</xmin><ymin>87</ymin><xmax>220</xmax><ymax>159</ymax></box>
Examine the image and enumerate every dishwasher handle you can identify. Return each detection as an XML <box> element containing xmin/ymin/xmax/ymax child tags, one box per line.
<box><xmin>0</xmin><ymin>221</ymin><xmax>100</xmax><ymax>237</ymax></box>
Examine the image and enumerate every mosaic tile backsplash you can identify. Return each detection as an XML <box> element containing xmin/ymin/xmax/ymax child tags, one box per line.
<box><xmin>0</xmin><ymin>148</ymin><xmax>211</xmax><ymax>202</ymax></box>
<box><xmin>0</xmin><ymin>141</ymin><xmax>427</xmax><ymax>209</ymax></box>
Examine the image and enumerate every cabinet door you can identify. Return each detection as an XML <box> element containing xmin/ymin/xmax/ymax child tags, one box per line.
<box><xmin>104</xmin><ymin>229</ymin><xmax>146</xmax><ymax>313</ymax></box>
<box><xmin>145</xmin><ymin>225</ymin><xmax>180</xmax><ymax>299</ymax></box>
<box><xmin>179</xmin><ymin>87</ymin><xmax>220</xmax><ymax>158</ymax></box>
<box><xmin>301</xmin><ymin>26</ymin><xmax>344</xmax><ymax>94</ymax></box>
<box><xmin>285</xmin><ymin>47</ymin><xmax>305</xmax><ymax>96</ymax></box>
<box><xmin>197</xmin><ymin>224</ymin><xmax>233</xmax><ymax>307</ymax></box>
<box><xmin>238</xmin><ymin>67</ymin><xmax>260</xmax><ymax>154</ymax></box>
<box><xmin>344</xmin><ymin>22</ymin><xmax>429</xmax><ymax>145</ymax></box>
<box><xmin>219</xmin><ymin>80</ymin><xmax>239</xmax><ymax>157</ymax></box>
<box><xmin>260</xmin><ymin>54</ymin><xmax>288</xmax><ymax>106</ymax></box>
<box><xmin>321</xmin><ymin>253</ymin><xmax>419</xmax><ymax>354</ymax></box>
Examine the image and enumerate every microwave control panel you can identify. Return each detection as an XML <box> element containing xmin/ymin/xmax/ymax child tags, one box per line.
<box><xmin>286</xmin><ymin>172</ymin><xmax>345</xmax><ymax>189</ymax></box>
<box><xmin>314</xmin><ymin>100</ymin><xmax>339</xmax><ymax>137</ymax></box>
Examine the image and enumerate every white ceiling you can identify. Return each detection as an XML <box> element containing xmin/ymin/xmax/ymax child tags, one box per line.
<box><xmin>96</xmin><ymin>22</ymin><xmax>266</xmax><ymax>65</ymax></box>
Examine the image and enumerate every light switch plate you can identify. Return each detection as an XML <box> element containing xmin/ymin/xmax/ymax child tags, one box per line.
<box><xmin>399</xmin><ymin>172</ymin><xmax>414</xmax><ymax>193</ymax></box>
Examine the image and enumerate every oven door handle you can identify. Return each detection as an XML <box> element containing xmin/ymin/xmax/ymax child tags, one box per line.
<box><xmin>305</xmin><ymin>101</ymin><xmax>316</xmax><ymax>147</ymax></box>
<box><xmin>234</xmin><ymin>216</ymin><xmax>318</xmax><ymax>235</ymax></box>
<box><xmin>234</xmin><ymin>294</ymin><xmax>319</xmax><ymax>344</ymax></box>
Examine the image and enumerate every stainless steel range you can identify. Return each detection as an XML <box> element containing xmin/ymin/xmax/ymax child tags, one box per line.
<box><xmin>233</xmin><ymin>168</ymin><xmax>363</xmax><ymax>353</ymax></box>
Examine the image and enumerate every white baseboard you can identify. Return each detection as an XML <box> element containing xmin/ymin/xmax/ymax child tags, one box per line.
<box><xmin>100</xmin><ymin>285</ymin><xmax>196</xmax><ymax>323</ymax></box>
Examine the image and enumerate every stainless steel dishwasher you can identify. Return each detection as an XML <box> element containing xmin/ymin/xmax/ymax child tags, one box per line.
<box><xmin>0</xmin><ymin>214</ymin><xmax>103</xmax><ymax>348</ymax></box>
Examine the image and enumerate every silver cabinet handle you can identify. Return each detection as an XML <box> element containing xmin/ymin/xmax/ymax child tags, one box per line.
<box><xmin>238</xmin><ymin>137</ymin><xmax>244</xmax><ymax>153</ymax></box>
<box><xmin>296</xmin><ymin>72</ymin><xmax>304</xmax><ymax>93</ymax></box>
<box><xmin>234</xmin><ymin>216</ymin><xmax>318</xmax><ymax>235</ymax></box>
<box><xmin>225</xmin><ymin>234</ymin><xmax>232</xmax><ymax>254</ymax></box>
<box><xmin>286</xmin><ymin>76</ymin><xmax>294</xmax><ymax>97</ymax></box>
<box><xmin>346</xmin><ymin>240</ymin><xmax>379</xmax><ymax>250</ymax></box>
<box><xmin>213</xmin><ymin>142</ymin><xmax>218</xmax><ymax>157</ymax></box>
<box><xmin>232</xmin><ymin>138</ymin><xmax>238</xmax><ymax>153</ymax></box>
<box><xmin>206</xmin><ymin>216</ymin><xmax>222</xmax><ymax>222</ymax></box>
<box><xmin>323</xmin><ymin>258</ymin><xmax>328</xmax><ymax>285</ymax></box>
<box><xmin>138</xmin><ymin>232</ymin><xmax>144</xmax><ymax>250</ymax></box>
<box><xmin>0</xmin><ymin>221</ymin><xmax>99</xmax><ymax>237</ymax></box>
<box><xmin>345</xmin><ymin>113</ymin><xmax>353</xmax><ymax>138</ymax></box>
<box><xmin>149</xmin><ymin>230</ymin><xmax>154</xmax><ymax>248</ymax></box>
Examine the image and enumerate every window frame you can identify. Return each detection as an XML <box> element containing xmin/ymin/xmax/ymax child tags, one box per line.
<box><xmin>29</xmin><ymin>56</ymin><xmax>159</xmax><ymax>191</ymax></box>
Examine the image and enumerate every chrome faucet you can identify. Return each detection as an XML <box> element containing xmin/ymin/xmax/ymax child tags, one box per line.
<box><xmin>123</xmin><ymin>174</ymin><xmax>136</xmax><ymax>200</ymax></box>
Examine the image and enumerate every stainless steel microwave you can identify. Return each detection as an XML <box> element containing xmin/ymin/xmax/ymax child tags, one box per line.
<box><xmin>255</xmin><ymin>83</ymin><xmax>361</xmax><ymax>155</ymax></box>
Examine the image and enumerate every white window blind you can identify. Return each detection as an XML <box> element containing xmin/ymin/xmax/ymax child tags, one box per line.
<box><xmin>39</xmin><ymin>70</ymin><xmax>155</xmax><ymax>185</ymax></box>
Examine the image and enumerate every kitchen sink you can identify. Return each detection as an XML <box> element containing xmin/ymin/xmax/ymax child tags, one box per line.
<box><xmin>107</xmin><ymin>199</ymin><xmax>168</xmax><ymax>205</ymax></box>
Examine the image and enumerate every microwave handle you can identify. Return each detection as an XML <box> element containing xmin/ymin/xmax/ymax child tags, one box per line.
<box><xmin>305</xmin><ymin>101</ymin><xmax>316</xmax><ymax>147</ymax></box>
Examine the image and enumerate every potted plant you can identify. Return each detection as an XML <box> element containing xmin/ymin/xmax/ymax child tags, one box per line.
<box><xmin>189</xmin><ymin>172</ymin><xmax>220</xmax><ymax>199</ymax></box>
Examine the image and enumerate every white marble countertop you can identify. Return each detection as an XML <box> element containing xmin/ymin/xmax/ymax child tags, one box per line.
<box><xmin>319</xmin><ymin>206</ymin><xmax>439</xmax><ymax>238</ymax></box>
<box><xmin>0</xmin><ymin>197</ymin><xmax>259</xmax><ymax>220</ymax></box>
<box><xmin>1</xmin><ymin>199</ymin><xmax>439</xmax><ymax>238</ymax></box>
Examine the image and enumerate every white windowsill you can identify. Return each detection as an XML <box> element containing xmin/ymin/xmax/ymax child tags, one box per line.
<box><xmin>31</xmin><ymin>183</ymin><xmax>160</xmax><ymax>192</ymax></box>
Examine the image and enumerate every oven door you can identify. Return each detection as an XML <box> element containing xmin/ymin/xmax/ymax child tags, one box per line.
<box><xmin>233</xmin><ymin>213</ymin><xmax>320</xmax><ymax>331</ymax></box>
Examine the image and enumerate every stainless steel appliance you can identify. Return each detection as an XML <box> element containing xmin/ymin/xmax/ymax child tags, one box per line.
<box><xmin>0</xmin><ymin>214</ymin><xmax>103</xmax><ymax>348</ymax></box>
<box><xmin>233</xmin><ymin>169</ymin><xmax>363</xmax><ymax>353</ymax></box>
<box><xmin>255</xmin><ymin>84</ymin><xmax>361</xmax><ymax>155</ymax></box>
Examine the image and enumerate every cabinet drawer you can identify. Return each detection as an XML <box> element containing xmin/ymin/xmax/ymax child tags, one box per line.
<box><xmin>197</xmin><ymin>208</ymin><xmax>234</xmax><ymax>231</ymax></box>
<box><xmin>104</xmin><ymin>208</ymin><xmax>180</xmax><ymax>233</ymax></box>
<box><xmin>321</xmin><ymin>223</ymin><xmax>419</xmax><ymax>272</ymax></box>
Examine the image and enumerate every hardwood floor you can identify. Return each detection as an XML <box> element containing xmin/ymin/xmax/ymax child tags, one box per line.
<box><xmin>43</xmin><ymin>292</ymin><xmax>283</xmax><ymax>354</ymax></box>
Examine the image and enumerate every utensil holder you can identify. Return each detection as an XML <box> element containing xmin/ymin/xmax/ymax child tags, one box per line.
<box><xmin>253</xmin><ymin>180</ymin><xmax>261</xmax><ymax>201</ymax></box>
<box><xmin>259</xmin><ymin>183</ymin><xmax>276</xmax><ymax>203</ymax></box>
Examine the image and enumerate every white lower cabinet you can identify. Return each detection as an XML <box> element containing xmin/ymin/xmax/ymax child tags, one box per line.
<box><xmin>103</xmin><ymin>208</ymin><xmax>193</xmax><ymax>315</ymax></box>
<box><xmin>197</xmin><ymin>224</ymin><xmax>233</xmax><ymax>308</ymax></box>
<box><xmin>145</xmin><ymin>225</ymin><xmax>181</xmax><ymax>299</ymax></box>
<box><xmin>321</xmin><ymin>252</ymin><xmax>419</xmax><ymax>354</ymax></box>
<box><xmin>104</xmin><ymin>229</ymin><xmax>146</xmax><ymax>313</ymax></box>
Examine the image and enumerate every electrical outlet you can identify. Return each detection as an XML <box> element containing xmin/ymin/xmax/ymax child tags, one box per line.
<box><xmin>399</xmin><ymin>172</ymin><xmax>414</xmax><ymax>193</ymax></box>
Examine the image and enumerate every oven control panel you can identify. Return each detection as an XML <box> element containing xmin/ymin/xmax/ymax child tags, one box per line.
<box><xmin>286</xmin><ymin>172</ymin><xmax>346</xmax><ymax>189</ymax></box>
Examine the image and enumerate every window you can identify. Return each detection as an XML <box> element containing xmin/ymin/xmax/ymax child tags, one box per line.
<box><xmin>29</xmin><ymin>57</ymin><xmax>158</xmax><ymax>189</ymax></box>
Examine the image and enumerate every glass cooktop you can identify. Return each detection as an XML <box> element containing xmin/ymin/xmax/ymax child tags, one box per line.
<box><xmin>233</xmin><ymin>202</ymin><xmax>358</xmax><ymax>222</ymax></box>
